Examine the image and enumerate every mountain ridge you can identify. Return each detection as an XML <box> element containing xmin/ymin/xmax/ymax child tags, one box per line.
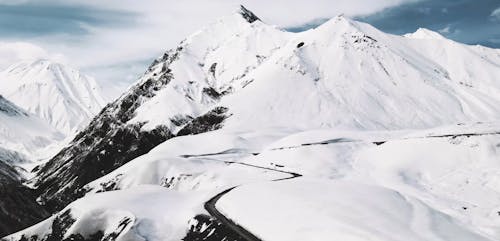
<box><xmin>0</xmin><ymin>59</ymin><xmax>106</xmax><ymax>135</ymax></box>
<box><xmin>33</xmin><ymin>5</ymin><xmax>500</xmax><ymax>211</ymax></box>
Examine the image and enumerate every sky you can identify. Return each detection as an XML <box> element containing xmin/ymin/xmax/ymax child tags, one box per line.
<box><xmin>0</xmin><ymin>0</ymin><xmax>499</xmax><ymax>98</ymax></box>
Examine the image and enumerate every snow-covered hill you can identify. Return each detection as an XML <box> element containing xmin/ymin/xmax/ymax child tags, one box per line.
<box><xmin>6</xmin><ymin>6</ymin><xmax>500</xmax><ymax>241</ymax></box>
<box><xmin>0</xmin><ymin>59</ymin><xmax>106</xmax><ymax>135</ymax></box>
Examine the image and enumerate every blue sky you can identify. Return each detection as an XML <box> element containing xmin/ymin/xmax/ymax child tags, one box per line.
<box><xmin>359</xmin><ymin>0</ymin><xmax>500</xmax><ymax>48</ymax></box>
<box><xmin>0</xmin><ymin>0</ymin><xmax>498</xmax><ymax>97</ymax></box>
<box><xmin>287</xmin><ymin>0</ymin><xmax>500</xmax><ymax>48</ymax></box>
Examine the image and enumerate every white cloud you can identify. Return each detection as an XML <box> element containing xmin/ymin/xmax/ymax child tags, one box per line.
<box><xmin>491</xmin><ymin>7</ymin><xmax>500</xmax><ymax>21</ymax></box>
<box><xmin>0</xmin><ymin>42</ymin><xmax>66</xmax><ymax>70</ymax></box>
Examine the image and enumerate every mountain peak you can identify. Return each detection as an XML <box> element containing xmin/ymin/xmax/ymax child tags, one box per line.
<box><xmin>310</xmin><ymin>14</ymin><xmax>368</xmax><ymax>36</ymax></box>
<box><xmin>238</xmin><ymin>5</ymin><xmax>260</xmax><ymax>23</ymax></box>
<box><xmin>404</xmin><ymin>28</ymin><xmax>446</xmax><ymax>40</ymax></box>
<box><xmin>0</xmin><ymin>59</ymin><xmax>106</xmax><ymax>135</ymax></box>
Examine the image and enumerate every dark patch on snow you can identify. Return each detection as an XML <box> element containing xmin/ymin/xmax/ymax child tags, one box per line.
<box><xmin>241</xmin><ymin>79</ymin><xmax>254</xmax><ymax>88</ymax></box>
<box><xmin>93</xmin><ymin>174</ymin><xmax>124</xmax><ymax>193</ymax></box>
<box><xmin>170</xmin><ymin>115</ymin><xmax>194</xmax><ymax>127</ymax></box>
<box><xmin>238</xmin><ymin>5</ymin><xmax>260</xmax><ymax>24</ymax></box>
<box><xmin>0</xmin><ymin>96</ymin><xmax>28</xmax><ymax>117</ymax></box>
<box><xmin>209</xmin><ymin>63</ymin><xmax>217</xmax><ymax>78</ymax></box>
<box><xmin>177</xmin><ymin>107</ymin><xmax>230</xmax><ymax>136</ymax></box>
<box><xmin>202</xmin><ymin>87</ymin><xmax>222</xmax><ymax>100</ymax></box>
<box><xmin>373</xmin><ymin>141</ymin><xmax>386</xmax><ymax>146</ymax></box>
<box><xmin>183</xmin><ymin>214</ymin><xmax>247</xmax><ymax>241</ymax></box>
<box><xmin>11</xmin><ymin>213</ymin><xmax>133</xmax><ymax>241</ymax></box>
<box><xmin>161</xmin><ymin>174</ymin><xmax>193</xmax><ymax>189</ymax></box>
<box><xmin>271</xmin><ymin>163</ymin><xmax>285</xmax><ymax>168</ymax></box>
<box><xmin>297</xmin><ymin>42</ymin><xmax>305</xmax><ymax>48</ymax></box>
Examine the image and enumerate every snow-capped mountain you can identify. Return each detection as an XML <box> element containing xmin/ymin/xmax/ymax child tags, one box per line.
<box><xmin>0</xmin><ymin>59</ymin><xmax>106</xmax><ymax>135</ymax></box>
<box><xmin>5</xmin><ymin>6</ymin><xmax>500</xmax><ymax>241</ymax></box>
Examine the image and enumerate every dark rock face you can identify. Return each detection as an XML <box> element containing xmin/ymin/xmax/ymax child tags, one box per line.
<box><xmin>239</xmin><ymin>5</ymin><xmax>260</xmax><ymax>23</ymax></box>
<box><xmin>34</xmin><ymin>47</ymin><xmax>182</xmax><ymax>212</ymax></box>
<box><xmin>183</xmin><ymin>215</ymin><xmax>246</xmax><ymax>241</ymax></box>
<box><xmin>0</xmin><ymin>161</ymin><xmax>49</xmax><ymax>238</ymax></box>
<box><xmin>5</xmin><ymin>210</ymin><xmax>133</xmax><ymax>241</ymax></box>
<box><xmin>0</xmin><ymin>96</ymin><xmax>27</xmax><ymax>117</ymax></box>
<box><xmin>177</xmin><ymin>107</ymin><xmax>230</xmax><ymax>136</ymax></box>
<box><xmin>33</xmin><ymin>43</ymin><xmax>232</xmax><ymax>214</ymax></box>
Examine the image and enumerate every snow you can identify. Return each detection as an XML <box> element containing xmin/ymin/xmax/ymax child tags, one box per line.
<box><xmin>404</xmin><ymin>28</ymin><xmax>447</xmax><ymax>40</ymax></box>
<box><xmin>83</xmin><ymin>130</ymin><xmax>289</xmax><ymax>194</ymax></box>
<box><xmin>4</xmin><ymin>186</ymin><xmax>209</xmax><ymax>241</ymax></box>
<box><xmin>217</xmin><ymin>178</ymin><xmax>493</xmax><ymax>241</ymax></box>
<box><xmin>0</xmin><ymin>96</ymin><xmax>64</xmax><ymax>165</ymax></box>
<box><xmin>0</xmin><ymin>59</ymin><xmax>106</xmax><ymax>135</ymax></box>
<box><xmin>125</xmin><ymin>13</ymin><xmax>500</xmax><ymax>134</ymax></box>
<box><xmin>77</xmin><ymin>123</ymin><xmax>500</xmax><ymax>240</ymax></box>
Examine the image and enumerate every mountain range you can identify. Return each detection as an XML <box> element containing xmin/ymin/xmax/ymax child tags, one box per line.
<box><xmin>2</xmin><ymin>6</ymin><xmax>500</xmax><ymax>241</ymax></box>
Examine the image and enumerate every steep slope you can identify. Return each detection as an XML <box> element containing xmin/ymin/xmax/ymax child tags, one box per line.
<box><xmin>0</xmin><ymin>160</ymin><xmax>49</xmax><ymax>238</ymax></box>
<box><xmin>0</xmin><ymin>59</ymin><xmax>106</xmax><ymax>135</ymax></box>
<box><xmin>33</xmin><ymin>5</ymin><xmax>500</xmax><ymax>215</ymax></box>
<box><xmin>33</xmin><ymin>6</ymin><xmax>289</xmax><ymax>211</ymax></box>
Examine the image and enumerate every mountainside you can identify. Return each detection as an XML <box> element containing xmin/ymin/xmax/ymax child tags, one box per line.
<box><xmin>0</xmin><ymin>95</ymin><xmax>64</xmax><ymax>160</ymax></box>
<box><xmin>0</xmin><ymin>96</ymin><xmax>60</xmax><ymax>237</ymax></box>
<box><xmin>0</xmin><ymin>160</ymin><xmax>49</xmax><ymax>238</ymax></box>
<box><xmin>10</xmin><ymin>6</ymin><xmax>500</xmax><ymax>241</ymax></box>
<box><xmin>0</xmin><ymin>59</ymin><xmax>106</xmax><ymax>135</ymax></box>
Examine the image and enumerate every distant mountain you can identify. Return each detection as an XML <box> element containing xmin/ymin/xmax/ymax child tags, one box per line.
<box><xmin>0</xmin><ymin>59</ymin><xmax>106</xmax><ymax>135</ymax></box>
<box><xmin>6</xmin><ymin>6</ymin><xmax>500</xmax><ymax>241</ymax></box>
<box><xmin>0</xmin><ymin>95</ymin><xmax>64</xmax><ymax>160</ymax></box>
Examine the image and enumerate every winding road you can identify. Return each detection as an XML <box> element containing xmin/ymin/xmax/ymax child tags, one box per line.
<box><xmin>203</xmin><ymin>161</ymin><xmax>302</xmax><ymax>241</ymax></box>
<box><xmin>193</xmin><ymin>129</ymin><xmax>500</xmax><ymax>240</ymax></box>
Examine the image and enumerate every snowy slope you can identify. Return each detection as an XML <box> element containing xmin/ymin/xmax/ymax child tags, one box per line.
<box><xmin>8</xmin><ymin>123</ymin><xmax>500</xmax><ymax>241</ymax></box>
<box><xmin>127</xmin><ymin>14</ymin><xmax>500</xmax><ymax>132</ymax></box>
<box><xmin>0</xmin><ymin>95</ymin><xmax>64</xmax><ymax>161</ymax></box>
<box><xmin>217</xmin><ymin>179</ymin><xmax>492</xmax><ymax>241</ymax></box>
<box><xmin>0</xmin><ymin>59</ymin><xmax>106</xmax><ymax>135</ymax></box>
<box><xmin>10</xmin><ymin>6</ymin><xmax>500</xmax><ymax>241</ymax></box>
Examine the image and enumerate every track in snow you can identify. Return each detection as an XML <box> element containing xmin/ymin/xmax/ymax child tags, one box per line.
<box><xmin>185</xmin><ymin>129</ymin><xmax>500</xmax><ymax>240</ymax></box>
<box><xmin>203</xmin><ymin>165</ymin><xmax>301</xmax><ymax>241</ymax></box>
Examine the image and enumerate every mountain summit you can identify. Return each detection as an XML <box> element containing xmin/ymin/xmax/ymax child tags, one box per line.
<box><xmin>238</xmin><ymin>5</ymin><xmax>260</xmax><ymax>23</ymax></box>
<box><xmin>0</xmin><ymin>59</ymin><xmax>106</xmax><ymax>135</ymax></box>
